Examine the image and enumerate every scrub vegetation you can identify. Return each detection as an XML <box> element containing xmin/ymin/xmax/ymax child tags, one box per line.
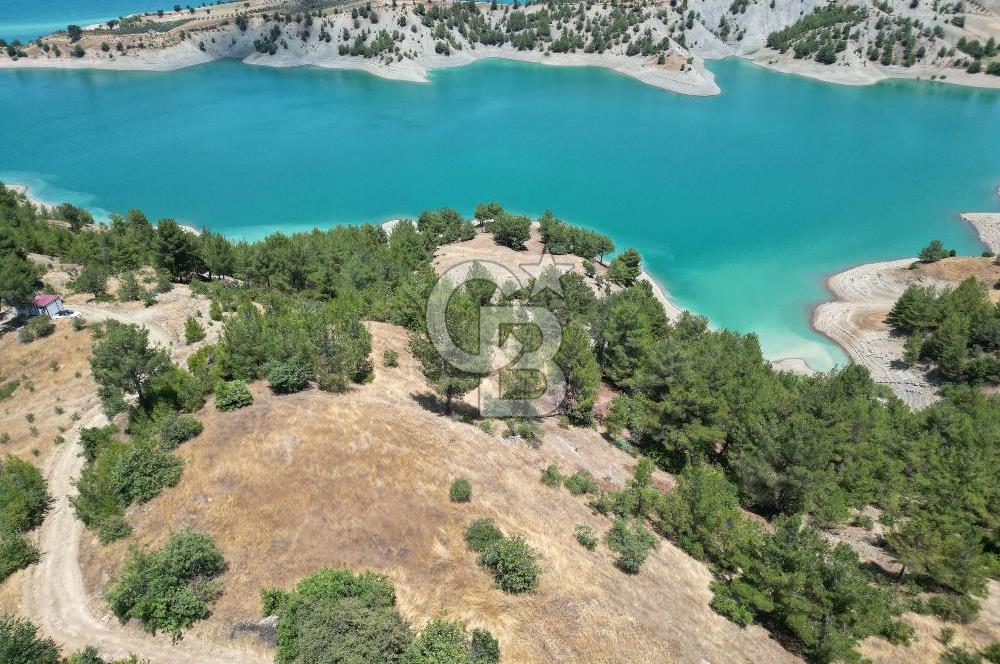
<box><xmin>1</xmin><ymin>182</ymin><xmax>998</xmax><ymax>662</ymax></box>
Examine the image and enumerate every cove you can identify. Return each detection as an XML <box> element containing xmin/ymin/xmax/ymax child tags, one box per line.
<box><xmin>1</xmin><ymin>58</ymin><xmax>999</xmax><ymax>369</ymax></box>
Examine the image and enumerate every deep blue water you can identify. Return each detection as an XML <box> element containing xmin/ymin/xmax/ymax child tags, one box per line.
<box><xmin>1</xmin><ymin>57</ymin><xmax>998</xmax><ymax>369</ymax></box>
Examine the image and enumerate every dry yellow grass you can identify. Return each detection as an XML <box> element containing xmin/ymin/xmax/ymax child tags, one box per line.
<box><xmin>895</xmin><ymin>256</ymin><xmax>1000</xmax><ymax>303</ymax></box>
<box><xmin>0</xmin><ymin>319</ymin><xmax>97</xmax><ymax>462</ymax></box>
<box><xmin>81</xmin><ymin>322</ymin><xmax>801</xmax><ymax>664</ymax></box>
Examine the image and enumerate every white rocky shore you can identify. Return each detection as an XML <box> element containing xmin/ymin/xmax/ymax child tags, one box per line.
<box><xmin>813</xmin><ymin>211</ymin><xmax>1000</xmax><ymax>409</ymax></box>
<box><xmin>2</xmin><ymin>0</ymin><xmax>997</xmax><ymax>96</ymax></box>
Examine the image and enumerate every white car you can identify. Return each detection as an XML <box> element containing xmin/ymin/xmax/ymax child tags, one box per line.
<box><xmin>53</xmin><ymin>310</ymin><xmax>81</xmax><ymax>319</ymax></box>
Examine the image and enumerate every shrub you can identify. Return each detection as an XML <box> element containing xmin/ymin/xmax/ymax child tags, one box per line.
<box><xmin>940</xmin><ymin>626</ymin><xmax>956</xmax><ymax>645</ymax></box>
<box><xmin>215</xmin><ymin>380</ymin><xmax>253</xmax><ymax>411</ymax></box>
<box><xmin>156</xmin><ymin>413</ymin><xmax>203</xmax><ymax>448</ymax></box>
<box><xmin>464</xmin><ymin>518</ymin><xmax>504</xmax><ymax>553</ymax></box>
<box><xmin>19</xmin><ymin>316</ymin><xmax>55</xmax><ymax>343</ymax></box>
<box><xmin>105</xmin><ymin>530</ymin><xmax>225</xmax><ymax>640</ymax></box>
<box><xmin>267</xmin><ymin>360</ymin><xmax>311</xmax><ymax>394</ymax></box>
<box><xmin>470</xmin><ymin>628</ymin><xmax>501</xmax><ymax>664</ymax></box>
<box><xmin>574</xmin><ymin>524</ymin><xmax>598</xmax><ymax>550</ymax></box>
<box><xmin>271</xmin><ymin>568</ymin><xmax>407</xmax><ymax>664</ymax></box>
<box><xmin>881</xmin><ymin>619</ymin><xmax>916</xmax><ymax>646</ymax></box>
<box><xmin>402</xmin><ymin>618</ymin><xmax>501</xmax><ymax>663</ymax></box>
<box><xmin>382</xmin><ymin>349</ymin><xmax>399</xmax><ymax>367</ymax></box>
<box><xmin>449</xmin><ymin>478</ymin><xmax>472</xmax><ymax>503</ymax></box>
<box><xmin>209</xmin><ymin>299</ymin><xmax>223</xmax><ymax>321</ymax></box>
<box><xmin>0</xmin><ymin>531</ymin><xmax>39</xmax><ymax>581</ymax></box>
<box><xmin>929</xmin><ymin>593</ymin><xmax>981</xmax><ymax>624</ymax></box>
<box><xmin>0</xmin><ymin>456</ymin><xmax>52</xmax><ymax>533</ymax></box>
<box><xmin>983</xmin><ymin>642</ymin><xmax>1000</xmax><ymax>664</ymax></box>
<box><xmin>851</xmin><ymin>513</ymin><xmax>874</xmax><ymax>529</ymax></box>
<box><xmin>117</xmin><ymin>272</ymin><xmax>144</xmax><ymax>302</ymax></box>
<box><xmin>710</xmin><ymin>580</ymin><xmax>755</xmax><ymax>627</ymax></box>
<box><xmin>72</xmin><ymin>316</ymin><xmax>87</xmax><ymax>331</ymax></box>
<box><xmin>941</xmin><ymin>648</ymin><xmax>982</xmax><ymax>664</ymax></box>
<box><xmin>477</xmin><ymin>535</ymin><xmax>541</xmax><ymax>593</ymax></box>
<box><xmin>184</xmin><ymin>316</ymin><xmax>206</xmax><ymax>344</ymax></box>
<box><xmin>108</xmin><ymin>440</ymin><xmax>183</xmax><ymax>504</ymax></box>
<box><xmin>0</xmin><ymin>379</ymin><xmax>19</xmax><ymax>400</ymax></box>
<box><xmin>0</xmin><ymin>615</ymin><xmax>60</xmax><ymax>664</ymax></box>
<box><xmin>79</xmin><ymin>425</ymin><xmax>115</xmax><ymax>463</ymax></box>
<box><xmin>540</xmin><ymin>464</ymin><xmax>563</xmax><ymax>487</ymax></box>
<box><xmin>606</xmin><ymin>517</ymin><xmax>658</xmax><ymax>574</ymax></box>
<box><xmin>563</xmin><ymin>470</ymin><xmax>598</xmax><ymax>495</ymax></box>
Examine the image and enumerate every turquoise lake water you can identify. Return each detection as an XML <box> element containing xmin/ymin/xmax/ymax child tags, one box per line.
<box><xmin>1</xmin><ymin>0</ymin><xmax>162</xmax><ymax>43</ymax></box>
<box><xmin>1</xmin><ymin>58</ymin><xmax>999</xmax><ymax>369</ymax></box>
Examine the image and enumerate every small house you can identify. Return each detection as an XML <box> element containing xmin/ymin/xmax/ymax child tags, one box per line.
<box><xmin>9</xmin><ymin>294</ymin><xmax>64</xmax><ymax>318</ymax></box>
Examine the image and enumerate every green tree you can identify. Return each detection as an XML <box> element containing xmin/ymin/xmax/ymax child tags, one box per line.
<box><xmin>90</xmin><ymin>322</ymin><xmax>170</xmax><ymax>414</ymax></box>
<box><xmin>0</xmin><ymin>253</ymin><xmax>39</xmax><ymax>311</ymax></box>
<box><xmin>117</xmin><ymin>271</ymin><xmax>144</xmax><ymax>302</ymax></box>
<box><xmin>0</xmin><ymin>615</ymin><xmax>60</xmax><ymax>664</ymax></box>
<box><xmin>606</xmin><ymin>248</ymin><xmax>642</xmax><ymax>287</ymax></box>
<box><xmin>76</xmin><ymin>263</ymin><xmax>109</xmax><ymax>299</ymax></box>
<box><xmin>555</xmin><ymin>320</ymin><xmax>600</xmax><ymax>423</ymax></box>
<box><xmin>184</xmin><ymin>316</ymin><xmax>206</xmax><ymax>344</ymax></box>
<box><xmin>918</xmin><ymin>239</ymin><xmax>950</xmax><ymax>263</ymax></box>
<box><xmin>491</xmin><ymin>213</ymin><xmax>532</xmax><ymax>250</ymax></box>
<box><xmin>154</xmin><ymin>219</ymin><xmax>200</xmax><ymax>280</ymax></box>
<box><xmin>105</xmin><ymin>530</ymin><xmax>225</xmax><ymax>640</ymax></box>
<box><xmin>904</xmin><ymin>333</ymin><xmax>923</xmax><ymax>367</ymax></box>
<box><xmin>409</xmin><ymin>286</ymin><xmax>483</xmax><ymax>414</ymax></box>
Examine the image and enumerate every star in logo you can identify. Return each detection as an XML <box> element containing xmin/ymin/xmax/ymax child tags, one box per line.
<box><xmin>520</xmin><ymin>251</ymin><xmax>575</xmax><ymax>297</ymax></box>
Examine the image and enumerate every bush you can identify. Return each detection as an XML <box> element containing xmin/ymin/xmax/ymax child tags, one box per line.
<box><xmin>117</xmin><ymin>272</ymin><xmax>144</xmax><ymax>302</ymax></box>
<box><xmin>477</xmin><ymin>535</ymin><xmax>541</xmax><ymax>593</ymax></box>
<box><xmin>0</xmin><ymin>456</ymin><xmax>52</xmax><ymax>534</ymax></box>
<box><xmin>79</xmin><ymin>425</ymin><xmax>115</xmax><ymax>463</ymax></box>
<box><xmin>109</xmin><ymin>440</ymin><xmax>183</xmax><ymax>504</ymax></box>
<box><xmin>0</xmin><ymin>615</ymin><xmax>61</xmax><ymax>664</ymax></box>
<box><xmin>0</xmin><ymin>531</ymin><xmax>39</xmax><ymax>581</ymax></box>
<box><xmin>941</xmin><ymin>648</ymin><xmax>983</xmax><ymax>664</ymax></box>
<box><xmin>383</xmin><ymin>349</ymin><xmax>399</xmax><ymax>367</ymax></box>
<box><xmin>881</xmin><ymin>619</ymin><xmax>916</xmax><ymax>646</ymax></box>
<box><xmin>156</xmin><ymin>412</ymin><xmax>203</xmax><ymax>448</ymax></box>
<box><xmin>184</xmin><ymin>316</ymin><xmax>206</xmax><ymax>344</ymax></box>
<box><xmin>105</xmin><ymin>530</ymin><xmax>225</xmax><ymax>640</ymax></box>
<box><xmin>606</xmin><ymin>517</ymin><xmax>658</xmax><ymax>574</ymax></box>
<box><xmin>710</xmin><ymin>580</ymin><xmax>755</xmax><ymax>627</ymax></box>
<box><xmin>540</xmin><ymin>464</ymin><xmax>563</xmax><ymax>487</ymax></box>
<box><xmin>267</xmin><ymin>360</ymin><xmax>311</xmax><ymax>394</ymax></box>
<box><xmin>470</xmin><ymin>628</ymin><xmax>501</xmax><ymax>664</ymax></box>
<box><xmin>18</xmin><ymin>316</ymin><xmax>55</xmax><ymax>343</ymax></box>
<box><xmin>72</xmin><ymin>316</ymin><xmax>87</xmax><ymax>331</ymax></box>
<box><xmin>449</xmin><ymin>478</ymin><xmax>472</xmax><ymax>503</ymax></box>
<box><xmin>563</xmin><ymin>470</ymin><xmax>598</xmax><ymax>495</ymax></box>
<box><xmin>983</xmin><ymin>642</ymin><xmax>1000</xmax><ymax>664</ymax></box>
<box><xmin>271</xmin><ymin>568</ymin><xmax>407</xmax><ymax>664</ymax></box>
<box><xmin>574</xmin><ymin>524</ymin><xmax>598</xmax><ymax>550</ymax></box>
<box><xmin>464</xmin><ymin>518</ymin><xmax>504</xmax><ymax>553</ymax></box>
<box><xmin>402</xmin><ymin>618</ymin><xmax>501</xmax><ymax>663</ymax></box>
<box><xmin>215</xmin><ymin>380</ymin><xmax>253</xmax><ymax>411</ymax></box>
<box><xmin>928</xmin><ymin>593</ymin><xmax>981</xmax><ymax>624</ymax></box>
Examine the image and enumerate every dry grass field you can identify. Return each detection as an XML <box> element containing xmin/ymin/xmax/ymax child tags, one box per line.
<box><xmin>79</xmin><ymin>322</ymin><xmax>801</xmax><ymax>664</ymax></box>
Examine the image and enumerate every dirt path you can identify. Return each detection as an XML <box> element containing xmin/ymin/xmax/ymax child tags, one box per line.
<box><xmin>18</xmin><ymin>300</ymin><xmax>269</xmax><ymax>664</ymax></box>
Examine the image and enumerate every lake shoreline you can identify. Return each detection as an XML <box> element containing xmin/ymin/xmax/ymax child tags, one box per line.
<box><xmin>811</xmin><ymin>208</ymin><xmax>1000</xmax><ymax>408</ymax></box>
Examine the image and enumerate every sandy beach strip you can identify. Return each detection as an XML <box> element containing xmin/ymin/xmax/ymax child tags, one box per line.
<box><xmin>812</xmin><ymin>209</ymin><xmax>1000</xmax><ymax>408</ymax></box>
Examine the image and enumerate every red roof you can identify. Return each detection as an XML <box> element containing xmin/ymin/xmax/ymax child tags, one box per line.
<box><xmin>32</xmin><ymin>294</ymin><xmax>61</xmax><ymax>307</ymax></box>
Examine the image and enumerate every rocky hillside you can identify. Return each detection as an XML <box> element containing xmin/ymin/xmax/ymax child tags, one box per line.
<box><xmin>0</xmin><ymin>0</ymin><xmax>998</xmax><ymax>92</ymax></box>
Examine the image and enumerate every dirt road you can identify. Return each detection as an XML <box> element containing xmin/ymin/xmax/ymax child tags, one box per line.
<box><xmin>17</xmin><ymin>299</ymin><xmax>268</xmax><ymax>663</ymax></box>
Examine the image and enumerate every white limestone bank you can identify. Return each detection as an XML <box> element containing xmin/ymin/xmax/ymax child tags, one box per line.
<box><xmin>813</xmin><ymin>212</ymin><xmax>1000</xmax><ymax>409</ymax></box>
<box><xmin>0</xmin><ymin>11</ymin><xmax>720</xmax><ymax>96</ymax></box>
